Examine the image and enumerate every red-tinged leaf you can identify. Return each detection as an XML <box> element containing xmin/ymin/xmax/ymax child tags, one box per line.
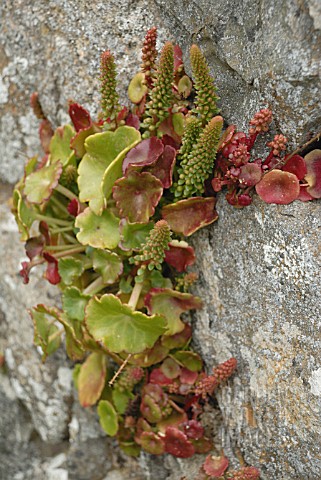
<box><xmin>39</xmin><ymin>221</ymin><xmax>50</xmax><ymax>244</ymax></box>
<box><xmin>43</xmin><ymin>252</ymin><xmax>61</xmax><ymax>285</ymax></box>
<box><xmin>304</xmin><ymin>149</ymin><xmax>321</xmax><ymax>198</ymax></box>
<box><xmin>39</xmin><ymin>119</ymin><xmax>54</xmax><ymax>153</ymax></box>
<box><xmin>70</xmin><ymin>125</ymin><xmax>97</xmax><ymax>158</ymax></box>
<box><xmin>161</xmin><ymin>357</ymin><xmax>181</xmax><ymax>379</ymax></box>
<box><xmin>238</xmin><ymin>163</ymin><xmax>262</xmax><ymax>187</ymax></box>
<box><xmin>180</xmin><ymin>368</ymin><xmax>198</xmax><ymax>385</ymax></box>
<box><xmin>173</xmin><ymin>44</ymin><xmax>183</xmax><ymax>71</ymax></box>
<box><xmin>140</xmin><ymin>432</ymin><xmax>165</xmax><ymax>455</ymax></box>
<box><xmin>158</xmin><ymin>115</ymin><xmax>182</xmax><ymax>145</ymax></box>
<box><xmin>67</xmin><ymin>198</ymin><xmax>81</xmax><ymax>217</ymax></box>
<box><xmin>29</xmin><ymin>304</ymin><xmax>62</xmax><ymax>362</ymax></box>
<box><xmin>162</xmin><ymin>134</ymin><xmax>180</xmax><ymax>150</ymax></box>
<box><xmin>157</xmin><ymin>412</ymin><xmax>188</xmax><ymax>433</ymax></box>
<box><xmin>122</xmin><ymin>137</ymin><xmax>164</xmax><ymax>174</ymax></box>
<box><xmin>165</xmin><ymin>240</ymin><xmax>195</xmax><ymax>272</ymax></box>
<box><xmin>161</xmin><ymin>323</ymin><xmax>192</xmax><ymax>349</ymax></box>
<box><xmin>125</xmin><ymin>113</ymin><xmax>140</xmax><ymax>130</ymax></box>
<box><xmin>113</xmin><ymin>171</ymin><xmax>163</xmax><ymax>223</ymax></box>
<box><xmin>145</xmin><ymin>288</ymin><xmax>202</xmax><ymax>336</ymax></box>
<box><xmin>298</xmin><ymin>185</ymin><xmax>314</xmax><ymax>202</ymax></box>
<box><xmin>78</xmin><ymin>352</ymin><xmax>106</xmax><ymax>407</ymax></box>
<box><xmin>182</xmin><ymin>420</ymin><xmax>204</xmax><ymax>440</ymax></box>
<box><xmin>131</xmin><ymin>341</ymin><xmax>169</xmax><ymax>367</ymax></box>
<box><xmin>203</xmin><ymin>454</ymin><xmax>229</xmax><ymax>477</ymax></box>
<box><xmin>217</xmin><ymin>124</ymin><xmax>236</xmax><ymax>151</ymax></box>
<box><xmin>149</xmin><ymin>368</ymin><xmax>173</xmax><ymax>385</ymax></box>
<box><xmin>30</xmin><ymin>92</ymin><xmax>45</xmax><ymax>120</ymax></box>
<box><xmin>20</xmin><ymin>261</ymin><xmax>31</xmax><ymax>284</ymax></box>
<box><xmin>255</xmin><ymin>170</ymin><xmax>300</xmax><ymax>204</ymax></box>
<box><xmin>282</xmin><ymin>154</ymin><xmax>307</xmax><ymax>180</ymax></box>
<box><xmin>164</xmin><ymin>427</ymin><xmax>195</xmax><ymax>458</ymax></box>
<box><xmin>162</xmin><ymin>197</ymin><xmax>218</xmax><ymax>236</ymax></box>
<box><xmin>68</xmin><ymin>102</ymin><xmax>92</xmax><ymax>131</ymax></box>
<box><xmin>25</xmin><ymin>235</ymin><xmax>45</xmax><ymax>260</ymax></box>
<box><xmin>145</xmin><ymin>145</ymin><xmax>176</xmax><ymax>188</ymax></box>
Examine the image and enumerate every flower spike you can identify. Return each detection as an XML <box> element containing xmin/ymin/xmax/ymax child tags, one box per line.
<box><xmin>100</xmin><ymin>50</ymin><xmax>120</xmax><ymax>122</ymax></box>
<box><xmin>190</xmin><ymin>44</ymin><xmax>220</xmax><ymax>125</ymax></box>
<box><xmin>130</xmin><ymin>220</ymin><xmax>171</xmax><ymax>280</ymax></box>
<box><xmin>141</xmin><ymin>27</ymin><xmax>158</xmax><ymax>81</ymax></box>
<box><xmin>173</xmin><ymin>115</ymin><xmax>223</xmax><ymax>198</ymax></box>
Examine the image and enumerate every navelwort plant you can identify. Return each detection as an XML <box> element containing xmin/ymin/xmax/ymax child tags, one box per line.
<box><xmin>12</xmin><ymin>27</ymin><xmax>321</xmax><ymax>479</ymax></box>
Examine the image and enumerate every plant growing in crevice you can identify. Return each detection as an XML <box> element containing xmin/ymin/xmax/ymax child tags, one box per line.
<box><xmin>12</xmin><ymin>26</ymin><xmax>321</xmax><ymax>478</ymax></box>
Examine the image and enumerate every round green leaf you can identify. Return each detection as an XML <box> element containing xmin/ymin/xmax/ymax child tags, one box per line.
<box><xmin>62</xmin><ymin>286</ymin><xmax>91</xmax><ymax>321</ymax></box>
<box><xmin>77</xmin><ymin>127</ymin><xmax>141</xmax><ymax>214</ymax></box>
<box><xmin>58</xmin><ymin>257</ymin><xmax>85</xmax><ymax>285</ymax></box>
<box><xmin>75</xmin><ymin>207</ymin><xmax>120</xmax><ymax>249</ymax></box>
<box><xmin>49</xmin><ymin>124</ymin><xmax>75</xmax><ymax>166</ymax></box>
<box><xmin>98</xmin><ymin>400</ymin><xmax>119</xmax><ymax>436</ymax></box>
<box><xmin>24</xmin><ymin>161</ymin><xmax>63</xmax><ymax>204</ymax></box>
<box><xmin>85</xmin><ymin>294</ymin><xmax>166</xmax><ymax>354</ymax></box>
<box><xmin>92</xmin><ymin>249</ymin><xmax>123</xmax><ymax>284</ymax></box>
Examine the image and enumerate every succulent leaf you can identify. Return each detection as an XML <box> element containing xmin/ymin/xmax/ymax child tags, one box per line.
<box><xmin>78</xmin><ymin>352</ymin><xmax>107</xmax><ymax>407</ymax></box>
<box><xmin>75</xmin><ymin>208</ymin><xmax>120</xmax><ymax>249</ymax></box>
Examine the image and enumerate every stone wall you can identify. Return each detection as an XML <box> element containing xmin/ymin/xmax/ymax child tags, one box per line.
<box><xmin>0</xmin><ymin>1</ymin><xmax>320</xmax><ymax>479</ymax></box>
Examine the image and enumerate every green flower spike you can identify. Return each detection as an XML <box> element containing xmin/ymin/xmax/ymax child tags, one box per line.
<box><xmin>130</xmin><ymin>220</ymin><xmax>171</xmax><ymax>281</ymax></box>
<box><xmin>175</xmin><ymin>115</ymin><xmax>202</xmax><ymax>168</ymax></box>
<box><xmin>174</xmin><ymin>116</ymin><xmax>223</xmax><ymax>198</ymax></box>
<box><xmin>100</xmin><ymin>50</ymin><xmax>120</xmax><ymax>122</ymax></box>
<box><xmin>190</xmin><ymin>44</ymin><xmax>220</xmax><ymax>125</ymax></box>
<box><xmin>142</xmin><ymin>42</ymin><xmax>174</xmax><ymax>136</ymax></box>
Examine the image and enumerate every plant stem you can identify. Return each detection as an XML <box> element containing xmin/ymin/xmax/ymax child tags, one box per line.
<box><xmin>55</xmin><ymin>183</ymin><xmax>78</xmax><ymax>201</ymax></box>
<box><xmin>109</xmin><ymin>353</ymin><xmax>131</xmax><ymax>386</ymax></box>
<box><xmin>168</xmin><ymin>399</ymin><xmax>185</xmax><ymax>414</ymax></box>
<box><xmin>48</xmin><ymin>328</ymin><xmax>63</xmax><ymax>344</ymax></box>
<box><xmin>45</xmin><ymin>244</ymin><xmax>78</xmax><ymax>251</ymax></box>
<box><xmin>53</xmin><ymin>246</ymin><xmax>86</xmax><ymax>258</ymax></box>
<box><xmin>83</xmin><ymin>276</ymin><xmax>105</xmax><ymax>296</ymax></box>
<box><xmin>109</xmin><ymin>277</ymin><xmax>144</xmax><ymax>386</ymax></box>
<box><xmin>51</xmin><ymin>226</ymin><xmax>75</xmax><ymax>234</ymax></box>
<box><xmin>62</xmin><ymin>233</ymin><xmax>78</xmax><ymax>244</ymax></box>
<box><xmin>35</xmin><ymin>214</ymin><xmax>72</xmax><ymax>227</ymax></box>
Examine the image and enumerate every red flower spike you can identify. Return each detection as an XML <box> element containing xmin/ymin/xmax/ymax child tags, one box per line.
<box><xmin>145</xmin><ymin>145</ymin><xmax>176</xmax><ymax>189</ymax></box>
<box><xmin>304</xmin><ymin>149</ymin><xmax>321</xmax><ymax>198</ymax></box>
<box><xmin>113</xmin><ymin>171</ymin><xmax>163</xmax><ymax>223</ymax></box>
<box><xmin>180</xmin><ymin>368</ymin><xmax>198</xmax><ymax>385</ymax></box>
<box><xmin>238</xmin><ymin>163</ymin><xmax>262</xmax><ymax>187</ymax></box>
<box><xmin>203</xmin><ymin>454</ymin><xmax>229</xmax><ymax>477</ymax></box>
<box><xmin>67</xmin><ymin>198</ymin><xmax>81</xmax><ymax>217</ymax></box>
<box><xmin>68</xmin><ymin>102</ymin><xmax>92</xmax><ymax>132</ymax></box>
<box><xmin>164</xmin><ymin>427</ymin><xmax>195</xmax><ymax>458</ymax></box>
<box><xmin>43</xmin><ymin>252</ymin><xmax>61</xmax><ymax>285</ymax></box>
<box><xmin>256</xmin><ymin>169</ymin><xmax>300</xmax><ymax>204</ymax></box>
<box><xmin>39</xmin><ymin>119</ymin><xmax>54</xmax><ymax>153</ymax></box>
<box><xmin>213</xmin><ymin>357</ymin><xmax>237</xmax><ymax>382</ymax></box>
<box><xmin>249</xmin><ymin>108</ymin><xmax>272</xmax><ymax>135</ymax></box>
<box><xmin>182</xmin><ymin>420</ymin><xmax>204</xmax><ymax>440</ymax></box>
<box><xmin>140</xmin><ymin>431</ymin><xmax>165</xmax><ymax>455</ymax></box>
<box><xmin>282</xmin><ymin>154</ymin><xmax>307</xmax><ymax>180</ymax></box>
<box><xmin>267</xmin><ymin>133</ymin><xmax>287</xmax><ymax>156</ymax></box>
<box><xmin>162</xmin><ymin>197</ymin><xmax>218</xmax><ymax>236</ymax></box>
<box><xmin>122</xmin><ymin>137</ymin><xmax>164</xmax><ymax>174</ymax></box>
<box><xmin>165</xmin><ymin>240</ymin><xmax>196</xmax><ymax>272</ymax></box>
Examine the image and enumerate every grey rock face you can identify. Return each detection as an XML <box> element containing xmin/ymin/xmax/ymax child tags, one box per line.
<box><xmin>0</xmin><ymin>0</ymin><xmax>320</xmax><ymax>479</ymax></box>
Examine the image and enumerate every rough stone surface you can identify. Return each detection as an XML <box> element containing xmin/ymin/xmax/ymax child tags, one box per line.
<box><xmin>0</xmin><ymin>0</ymin><xmax>320</xmax><ymax>479</ymax></box>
